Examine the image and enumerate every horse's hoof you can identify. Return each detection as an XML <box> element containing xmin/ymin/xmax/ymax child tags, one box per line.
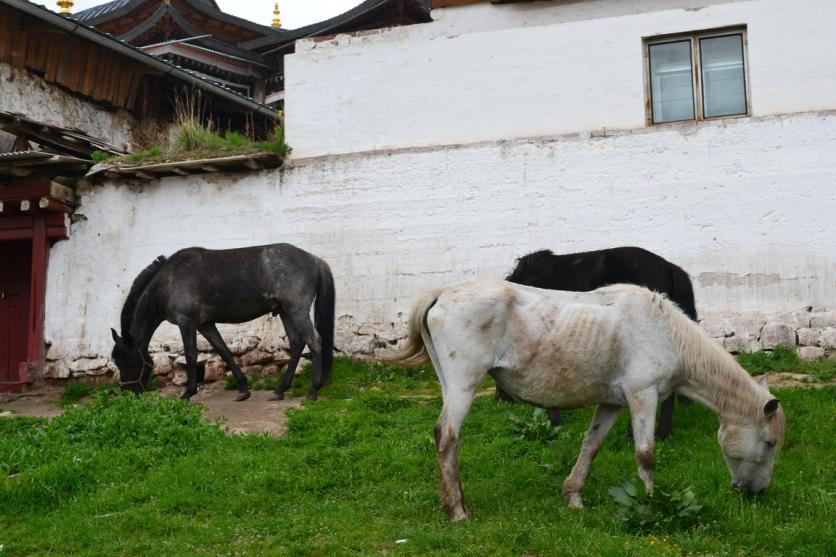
<box><xmin>235</xmin><ymin>391</ymin><xmax>251</xmax><ymax>402</ymax></box>
<box><xmin>268</xmin><ymin>392</ymin><xmax>284</xmax><ymax>401</ymax></box>
<box><xmin>565</xmin><ymin>494</ymin><xmax>584</xmax><ymax>509</ymax></box>
<box><xmin>180</xmin><ymin>390</ymin><xmax>195</xmax><ymax>400</ymax></box>
<box><xmin>449</xmin><ymin>508</ymin><xmax>470</xmax><ymax>522</ymax></box>
<box><xmin>305</xmin><ymin>392</ymin><xmax>318</xmax><ymax>401</ymax></box>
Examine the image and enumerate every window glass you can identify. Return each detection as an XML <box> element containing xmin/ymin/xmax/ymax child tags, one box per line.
<box><xmin>649</xmin><ymin>40</ymin><xmax>695</xmax><ymax>123</ymax></box>
<box><xmin>700</xmin><ymin>34</ymin><xmax>746</xmax><ymax>118</ymax></box>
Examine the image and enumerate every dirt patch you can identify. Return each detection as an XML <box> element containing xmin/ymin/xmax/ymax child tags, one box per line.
<box><xmin>0</xmin><ymin>387</ymin><xmax>64</xmax><ymax>419</ymax></box>
<box><xmin>172</xmin><ymin>382</ymin><xmax>302</xmax><ymax>438</ymax></box>
<box><xmin>0</xmin><ymin>382</ymin><xmax>302</xmax><ymax>437</ymax></box>
<box><xmin>764</xmin><ymin>372</ymin><xmax>836</xmax><ymax>390</ymax></box>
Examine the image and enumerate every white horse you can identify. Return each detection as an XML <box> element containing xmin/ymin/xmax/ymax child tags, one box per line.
<box><xmin>389</xmin><ymin>278</ymin><xmax>785</xmax><ymax>521</ymax></box>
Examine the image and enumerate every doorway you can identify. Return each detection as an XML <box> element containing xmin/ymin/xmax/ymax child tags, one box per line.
<box><xmin>0</xmin><ymin>240</ymin><xmax>32</xmax><ymax>388</ymax></box>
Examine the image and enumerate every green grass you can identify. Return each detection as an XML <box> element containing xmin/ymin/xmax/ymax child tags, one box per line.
<box><xmin>0</xmin><ymin>360</ymin><xmax>834</xmax><ymax>556</ymax></box>
<box><xmin>737</xmin><ymin>345</ymin><xmax>836</xmax><ymax>382</ymax></box>
<box><xmin>60</xmin><ymin>381</ymin><xmax>94</xmax><ymax>406</ymax></box>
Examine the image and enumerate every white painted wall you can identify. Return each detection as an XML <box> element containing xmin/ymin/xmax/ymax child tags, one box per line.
<box><xmin>0</xmin><ymin>63</ymin><xmax>134</xmax><ymax>151</ymax></box>
<box><xmin>285</xmin><ymin>0</ymin><xmax>836</xmax><ymax>158</ymax></box>
<box><xmin>45</xmin><ymin>111</ymin><xmax>836</xmax><ymax>363</ymax></box>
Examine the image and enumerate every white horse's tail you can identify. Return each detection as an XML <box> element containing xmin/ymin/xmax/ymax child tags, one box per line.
<box><xmin>383</xmin><ymin>288</ymin><xmax>441</xmax><ymax>367</ymax></box>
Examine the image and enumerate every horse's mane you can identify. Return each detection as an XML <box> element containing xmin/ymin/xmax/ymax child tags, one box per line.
<box><xmin>506</xmin><ymin>249</ymin><xmax>555</xmax><ymax>282</ymax></box>
<box><xmin>651</xmin><ymin>292</ymin><xmax>780</xmax><ymax>431</ymax></box>
<box><xmin>120</xmin><ymin>256</ymin><xmax>167</xmax><ymax>338</ymax></box>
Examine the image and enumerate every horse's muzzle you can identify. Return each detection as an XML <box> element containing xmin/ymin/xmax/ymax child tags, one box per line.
<box><xmin>731</xmin><ymin>480</ymin><xmax>766</xmax><ymax>496</ymax></box>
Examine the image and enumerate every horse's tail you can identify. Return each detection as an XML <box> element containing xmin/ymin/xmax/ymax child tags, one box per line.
<box><xmin>669</xmin><ymin>263</ymin><xmax>698</xmax><ymax>321</ymax></box>
<box><xmin>383</xmin><ymin>288</ymin><xmax>441</xmax><ymax>367</ymax></box>
<box><xmin>314</xmin><ymin>257</ymin><xmax>335</xmax><ymax>382</ymax></box>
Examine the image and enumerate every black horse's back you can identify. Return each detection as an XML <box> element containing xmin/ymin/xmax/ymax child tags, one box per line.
<box><xmin>508</xmin><ymin>246</ymin><xmax>697</xmax><ymax>320</ymax></box>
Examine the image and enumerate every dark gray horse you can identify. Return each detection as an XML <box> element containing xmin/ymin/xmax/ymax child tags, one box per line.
<box><xmin>111</xmin><ymin>243</ymin><xmax>335</xmax><ymax>401</ymax></box>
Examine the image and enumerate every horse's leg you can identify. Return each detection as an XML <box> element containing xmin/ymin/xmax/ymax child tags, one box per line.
<box><xmin>285</xmin><ymin>309</ymin><xmax>323</xmax><ymax>400</ymax></box>
<box><xmin>179</xmin><ymin>323</ymin><xmax>199</xmax><ymax>400</ymax></box>
<box><xmin>656</xmin><ymin>394</ymin><xmax>675</xmax><ymax>440</ymax></box>
<box><xmin>436</xmin><ymin>388</ymin><xmax>477</xmax><ymax>522</ymax></box>
<box><xmin>626</xmin><ymin>388</ymin><xmax>659</xmax><ymax>493</ymax></box>
<box><xmin>547</xmin><ymin>408</ymin><xmax>562</xmax><ymax>427</ymax></box>
<box><xmin>270</xmin><ymin>315</ymin><xmax>304</xmax><ymax>401</ymax></box>
<box><xmin>494</xmin><ymin>386</ymin><xmax>514</xmax><ymax>402</ymax></box>
<box><xmin>198</xmin><ymin>324</ymin><xmax>250</xmax><ymax>402</ymax></box>
<box><xmin>561</xmin><ymin>404</ymin><xmax>621</xmax><ymax>508</ymax></box>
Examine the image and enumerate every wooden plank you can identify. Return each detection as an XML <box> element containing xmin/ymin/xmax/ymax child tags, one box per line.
<box><xmin>0</xmin><ymin>182</ymin><xmax>51</xmax><ymax>201</ymax></box>
<box><xmin>0</xmin><ymin>228</ymin><xmax>33</xmax><ymax>241</ymax></box>
<box><xmin>432</xmin><ymin>0</ymin><xmax>483</xmax><ymax>7</ymax></box>
<box><xmin>48</xmin><ymin>182</ymin><xmax>76</xmax><ymax>205</ymax></box>
<box><xmin>0</xmin><ymin>216</ymin><xmax>34</xmax><ymax>229</ymax></box>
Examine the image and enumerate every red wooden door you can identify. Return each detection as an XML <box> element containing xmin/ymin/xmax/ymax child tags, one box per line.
<box><xmin>0</xmin><ymin>241</ymin><xmax>31</xmax><ymax>385</ymax></box>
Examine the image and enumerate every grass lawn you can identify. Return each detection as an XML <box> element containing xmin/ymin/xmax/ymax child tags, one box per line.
<box><xmin>1</xmin><ymin>357</ymin><xmax>834</xmax><ymax>556</ymax></box>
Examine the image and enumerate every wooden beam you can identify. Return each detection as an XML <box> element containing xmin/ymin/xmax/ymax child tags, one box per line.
<box><xmin>19</xmin><ymin>200</ymin><xmax>30</xmax><ymax>212</ymax></box>
<box><xmin>38</xmin><ymin>197</ymin><xmax>72</xmax><ymax>213</ymax></box>
<box><xmin>49</xmin><ymin>181</ymin><xmax>76</xmax><ymax>205</ymax></box>
<box><xmin>432</xmin><ymin>0</ymin><xmax>484</xmax><ymax>7</ymax></box>
<box><xmin>0</xmin><ymin>228</ymin><xmax>33</xmax><ymax>241</ymax></box>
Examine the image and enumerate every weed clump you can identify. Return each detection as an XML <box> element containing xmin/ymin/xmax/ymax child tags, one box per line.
<box><xmin>507</xmin><ymin>408</ymin><xmax>560</xmax><ymax>445</ymax></box>
<box><xmin>609</xmin><ymin>478</ymin><xmax>704</xmax><ymax>533</ymax></box>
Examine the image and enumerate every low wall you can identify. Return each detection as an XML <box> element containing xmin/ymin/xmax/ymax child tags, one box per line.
<box><xmin>43</xmin><ymin>111</ymin><xmax>836</xmax><ymax>379</ymax></box>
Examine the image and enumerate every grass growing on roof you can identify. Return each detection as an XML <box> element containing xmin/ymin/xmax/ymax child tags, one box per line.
<box><xmin>0</xmin><ymin>359</ymin><xmax>833</xmax><ymax>556</ymax></box>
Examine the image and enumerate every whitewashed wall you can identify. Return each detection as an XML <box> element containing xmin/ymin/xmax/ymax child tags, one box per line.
<box><xmin>285</xmin><ymin>0</ymin><xmax>836</xmax><ymax>158</ymax></box>
<box><xmin>0</xmin><ymin>63</ymin><xmax>134</xmax><ymax>151</ymax></box>
<box><xmin>44</xmin><ymin>111</ymin><xmax>836</xmax><ymax>373</ymax></box>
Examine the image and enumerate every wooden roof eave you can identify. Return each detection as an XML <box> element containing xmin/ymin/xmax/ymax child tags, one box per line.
<box><xmin>85</xmin><ymin>152</ymin><xmax>284</xmax><ymax>182</ymax></box>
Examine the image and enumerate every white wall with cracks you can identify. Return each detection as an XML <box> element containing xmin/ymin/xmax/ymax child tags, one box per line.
<box><xmin>43</xmin><ymin>110</ymin><xmax>836</xmax><ymax>378</ymax></box>
<box><xmin>0</xmin><ymin>63</ymin><xmax>134</xmax><ymax>151</ymax></box>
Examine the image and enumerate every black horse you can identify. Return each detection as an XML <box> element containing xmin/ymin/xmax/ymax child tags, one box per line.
<box><xmin>111</xmin><ymin>243</ymin><xmax>335</xmax><ymax>401</ymax></box>
<box><xmin>502</xmin><ymin>246</ymin><xmax>698</xmax><ymax>440</ymax></box>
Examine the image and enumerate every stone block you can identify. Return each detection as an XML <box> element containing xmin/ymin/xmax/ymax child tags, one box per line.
<box><xmin>796</xmin><ymin>328</ymin><xmax>821</xmax><ymax>347</ymax></box>
<box><xmin>240</xmin><ymin>349</ymin><xmax>274</xmax><ymax>366</ymax></box>
<box><xmin>347</xmin><ymin>335</ymin><xmax>377</xmax><ymax>355</ymax></box>
<box><xmin>821</xmin><ymin>328</ymin><xmax>836</xmax><ymax>350</ymax></box>
<box><xmin>258</xmin><ymin>330</ymin><xmax>289</xmax><ymax>353</ymax></box>
<box><xmin>172</xmin><ymin>370</ymin><xmax>188</xmax><ymax>386</ymax></box>
<box><xmin>44</xmin><ymin>360</ymin><xmax>70</xmax><ymax>379</ymax></box>
<box><xmin>196</xmin><ymin>336</ymin><xmax>213</xmax><ymax>352</ymax></box>
<box><xmin>759</xmin><ymin>322</ymin><xmax>796</xmax><ymax>349</ymax></box>
<box><xmin>811</xmin><ymin>312</ymin><xmax>836</xmax><ymax>328</ymax></box>
<box><xmin>152</xmin><ymin>353</ymin><xmax>173</xmax><ymax>376</ymax></box>
<box><xmin>68</xmin><ymin>357</ymin><xmax>109</xmax><ymax>373</ymax></box>
<box><xmin>797</xmin><ymin>346</ymin><xmax>825</xmax><ymax>360</ymax></box>
<box><xmin>724</xmin><ymin>333</ymin><xmax>759</xmax><ymax>354</ymax></box>
<box><xmin>337</xmin><ymin>314</ymin><xmax>359</xmax><ymax>333</ymax></box>
<box><xmin>242</xmin><ymin>365</ymin><xmax>263</xmax><ymax>375</ymax></box>
<box><xmin>204</xmin><ymin>359</ymin><xmax>227</xmax><ymax>382</ymax></box>
<box><xmin>228</xmin><ymin>335</ymin><xmax>260</xmax><ymax>356</ymax></box>
<box><xmin>334</xmin><ymin>330</ymin><xmax>357</xmax><ymax>352</ymax></box>
<box><xmin>262</xmin><ymin>364</ymin><xmax>281</xmax><ymax>377</ymax></box>
<box><xmin>173</xmin><ymin>353</ymin><xmax>212</xmax><ymax>366</ymax></box>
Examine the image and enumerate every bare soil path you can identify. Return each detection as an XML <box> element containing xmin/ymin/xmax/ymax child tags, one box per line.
<box><xmin>0</xmin><ymin>382</ymin><xmax>302</xmax><ymax>438</ymax></box>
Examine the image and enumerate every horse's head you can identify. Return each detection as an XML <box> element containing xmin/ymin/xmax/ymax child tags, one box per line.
<box><xmin>717</xmin><ymin>376</ymin><xmax>785</xmax><ymax>495</ymax></box>
<box><xmin>111</xmin><ymin>328</ymin><xmax>152</xmax><ymax>394</ymax></box>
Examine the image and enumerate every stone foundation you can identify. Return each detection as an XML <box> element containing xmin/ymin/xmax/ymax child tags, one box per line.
<box><xmin>44</xmin><ymin>308</ymin><xmax>836</xmax><ymax>383</ymax></box>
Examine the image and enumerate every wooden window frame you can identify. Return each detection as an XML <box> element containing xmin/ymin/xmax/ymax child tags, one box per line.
<box><xmin>644</xmin><ymin>26</ymin><xmax>750</xmax><ymax>126</ymax></box>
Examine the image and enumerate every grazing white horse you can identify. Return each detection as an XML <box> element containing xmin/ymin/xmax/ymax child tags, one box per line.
<box><xmin>389</xmin><ymin>278</ymin><xmax>785</xmax><ymax>521</ymax></box>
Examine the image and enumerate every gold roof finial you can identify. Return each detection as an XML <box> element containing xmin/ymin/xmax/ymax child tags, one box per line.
<box><xmin>56</xmin><ymin>0</ymin><xmax>73</xmax><ymax>14</ymax></box>
<box><xmin>271</xmin><ymin>2</ymin><xmax>282</xmax><ymax>29</ymax></box>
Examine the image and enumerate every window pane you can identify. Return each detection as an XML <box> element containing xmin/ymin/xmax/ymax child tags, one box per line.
<box><xmin>700</xmin><ymin>34</ymin><xmax>746</xmax><ymax>117</ymax></box>
<box><xmin>649</xmin><ymin>41</ymin><xmax>695</xmax><ymax>123</ymax></box>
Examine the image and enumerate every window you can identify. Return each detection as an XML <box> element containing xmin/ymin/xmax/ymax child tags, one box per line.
<box><xmin>645</xmin><ymin>28</ymin><xmax>748</xmax><ymax>124</ymax></box>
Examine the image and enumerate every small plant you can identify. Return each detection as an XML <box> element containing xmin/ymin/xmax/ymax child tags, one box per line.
<box><xmin>127</xmin><ymin>146</ymin><xmax>164</xmax><ymax>162</ymax></box>
<box><xmin>258</xmin><ymin>125</ymin><xmax>291</xmax><ymax>157</ymax></box>
<box><xmin>609</xmin><ymin>478</ymin><xmax>704</xmax><ymax>533</ymax></box>
<box><xmin>60</xmin><ymin>381</ymin><xmax>93</xmax><ymax>406</ymax></box>
<box><xmin>90</xmin><ymin>150</ymin><xmax>113</xmax><ymax>164</ymax></box>
<box><xmin>508</xmin><ymin>408</ymin><xmax>560</xmax><ymax>445</ymax></box>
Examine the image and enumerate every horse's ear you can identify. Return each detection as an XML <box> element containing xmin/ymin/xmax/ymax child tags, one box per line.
<box><xmin>111</xmin><ymin>328</ymin><xmax>121</xmax><ymax>343</ymax></box>
<box><xmin>754</xmin><ymin>374</ymin><xmax>769</xmax><ymax>390</ymax></box>
<box><xmin>764</xmin><ymin>398</ymin><xmax>780</xmax><ymax>418</ymax></box>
